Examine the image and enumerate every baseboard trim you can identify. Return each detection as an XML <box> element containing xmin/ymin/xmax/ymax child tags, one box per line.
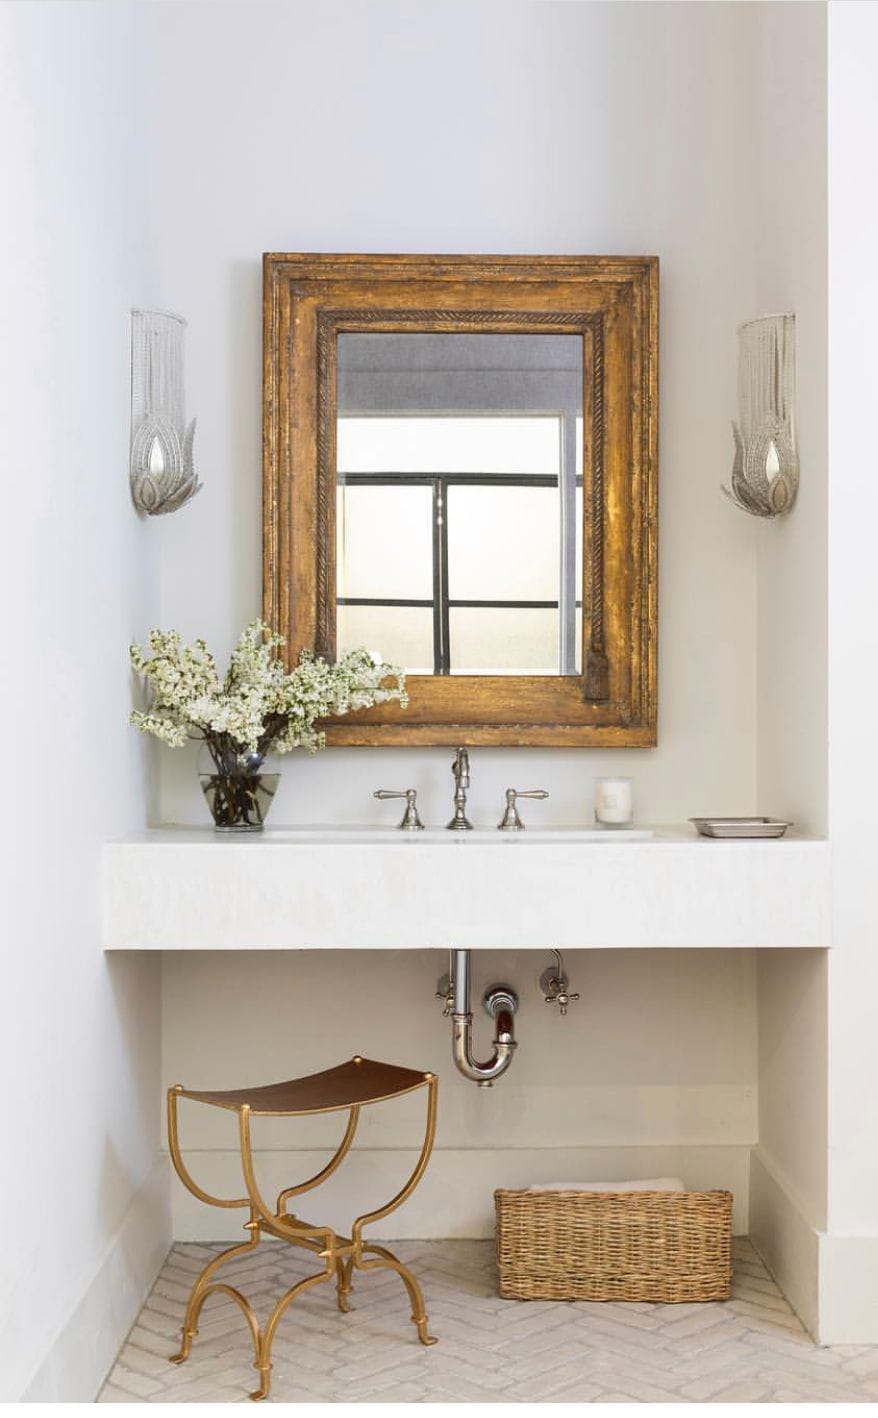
<box><xmin>171</xmin><ymin>1144</ymin><xmax>752</xmax><ymax>1240</ymax></box>
<box><xmin>20</xmin><ymin>1159</ymin><xmax>171</xmax><ymax>1402</ymax></box>
<box><xmin>749</xmin><ymin>1148</ymin><xmax>821</xmax><ymax>1338</ymax></box>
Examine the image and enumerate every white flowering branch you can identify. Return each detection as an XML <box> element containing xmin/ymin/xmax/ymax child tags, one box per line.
<box><xmin>129</xmin><ymin>621</ymin><xmax>407</xmax><ymax>767</ymax></box>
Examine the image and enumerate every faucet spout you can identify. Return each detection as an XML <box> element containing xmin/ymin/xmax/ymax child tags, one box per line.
<box><xmin>454</xmin><ymin>748</ymin><xmax>469</xmax><ymax>787</ymax></box>
<box><xmin>447</xmin><ymin>747</ymin><xmax>473</xmax><ymax>830</ymax></box>
<box><xmin>448</xmin><ymin>950</ymin><xmax>517</xmax><ymax>1085</ymax></box>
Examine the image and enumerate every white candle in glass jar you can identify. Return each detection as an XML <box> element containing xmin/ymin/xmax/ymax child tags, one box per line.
<box><xmin>594</xmin><ymin>776</ymin><xmax>633</xmax><ymax>827</ymax></box>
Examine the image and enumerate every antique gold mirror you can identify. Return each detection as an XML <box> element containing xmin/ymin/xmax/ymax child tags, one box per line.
<box><xmin>263</xmin><ymin>254</ymin><xmax>657</xmax><ymax>745</ymax></box>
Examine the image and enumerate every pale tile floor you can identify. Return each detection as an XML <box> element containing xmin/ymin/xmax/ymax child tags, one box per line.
<box><xmin>101</xmin><ymin>1239</ymin><xmax>878</xmax><ymax>1403</ymax></box>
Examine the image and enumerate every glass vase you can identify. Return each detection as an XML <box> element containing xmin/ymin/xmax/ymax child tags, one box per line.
<box><xmin>197</xmin><ymin>741</ymin><xmax>279</xmax><ymax>833</ymax></box>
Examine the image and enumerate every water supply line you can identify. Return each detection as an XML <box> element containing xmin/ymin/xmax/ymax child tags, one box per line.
<box><xmin>443</xmin><ymin>949</ymin><xmax>518</xmax><ymax>1087</ymax></box>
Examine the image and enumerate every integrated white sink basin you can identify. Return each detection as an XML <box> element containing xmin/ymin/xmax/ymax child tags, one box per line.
<box><xmin>260</xmin><ymin>825</ymin><xmax>655</xmax><ymax>844</ymax></box>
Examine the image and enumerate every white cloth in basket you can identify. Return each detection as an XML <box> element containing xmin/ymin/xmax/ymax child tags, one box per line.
<box><xmin>527</xmin><ymin>1176</ymin><xmax>686</xmax><ymax>1192</ymax></box>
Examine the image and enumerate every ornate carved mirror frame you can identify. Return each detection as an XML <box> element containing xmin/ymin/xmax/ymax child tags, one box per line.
<box><xmin>263</xmin><ymin>253</ymin><xmax>657</xmax><ymax>746</ymax></box>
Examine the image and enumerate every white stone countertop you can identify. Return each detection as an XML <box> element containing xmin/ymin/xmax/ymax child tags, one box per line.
<box><xmin>102</xmin><ymin>825</ymin><xmax>830</xmax><ymax>951</ymax></box>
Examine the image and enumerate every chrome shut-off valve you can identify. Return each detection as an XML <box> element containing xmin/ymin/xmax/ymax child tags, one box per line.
<box><xmin>435</xmin><ymin>974</ymin><xmax>454</xmax><ymax>1016</ymax></box>
<box><xmin>540</xmin><ymin>949</ymin><xmax>580</xmax><ymax>1017</ymax></box>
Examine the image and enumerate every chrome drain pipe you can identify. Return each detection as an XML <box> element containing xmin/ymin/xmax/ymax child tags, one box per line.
<box><xmin>449</xmin><ymin>949</ymin><xmax>518</xmax><ymax>1087</ymax></box>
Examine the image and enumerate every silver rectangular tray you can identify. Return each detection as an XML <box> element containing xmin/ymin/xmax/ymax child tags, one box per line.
<box><xmin>690</xmin><ymin>817</ymin><xmax>792</xmax><ymax>839</ymax></box>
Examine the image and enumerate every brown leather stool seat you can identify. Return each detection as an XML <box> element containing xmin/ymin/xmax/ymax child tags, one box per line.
<box><xmin>167</xmin><ymin>1055</ymin><xmax>438</xmax><ymax>1401</ymax></box>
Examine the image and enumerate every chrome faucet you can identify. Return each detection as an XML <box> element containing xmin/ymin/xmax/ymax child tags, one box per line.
<box><xmin>447</xmin><ymin>747</ymin><xmax>473</xmax><ymax>830</ymax></box>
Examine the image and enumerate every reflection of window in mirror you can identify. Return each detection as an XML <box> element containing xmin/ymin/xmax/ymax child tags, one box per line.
<box><xmin>335</xmin><ymin>333</ymin><xmax>583</xmax><ymax>676</ymax></box>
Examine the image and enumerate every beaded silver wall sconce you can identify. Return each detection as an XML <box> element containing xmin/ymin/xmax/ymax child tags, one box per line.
<box><xmin>723</xmin><ymin>313</ymin><xmax>798</xmax><ymax>518</ymax></box>
<box><xmin>129</xmin><ymin>308</ymin><xmax>201</xmax><ymax>515</ymax></box>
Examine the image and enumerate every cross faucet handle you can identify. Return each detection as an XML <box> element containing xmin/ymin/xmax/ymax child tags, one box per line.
<box><xmin>374</xmin><ymin>788</ymin><xmax>424</xmax><ymax>830</ymax></box>
<box><xmin>498</xmin><ymin>788</ymin><xmax>549</xmax><ymax>831</ymax></box>
<box><xmin>540</xmin><ymin>949</ymin><xmax>579</xmax><ymax>1016</ymax></box>
<box><xmin>544</xmin><ymin>986</ymin><xmax>580</xmax><ymax>1017</ymax></box>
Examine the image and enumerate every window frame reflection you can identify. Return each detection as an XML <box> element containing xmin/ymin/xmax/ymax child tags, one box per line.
<box><xmin>337</xmin><ymin>413</ymin><xmax>583</xmax><ymax>676</ymax></box>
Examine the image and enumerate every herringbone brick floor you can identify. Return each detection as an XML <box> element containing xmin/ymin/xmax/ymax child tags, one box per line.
<box><xmin>100</xmin><ymin>1239</ymin><xmax>878</xmax><ymax>1403</ymax></box>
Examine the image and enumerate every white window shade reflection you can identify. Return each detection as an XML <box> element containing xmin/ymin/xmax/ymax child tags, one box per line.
<box><xmin>337</xmin><ymin>484</ymin><xmax>432</xmax><ymax>600</ymax></box>
<box><xmin>450</xmin><ymin>608</ymin><xmax>558</xmax><ymax>675</ymax></box>
<box><xmin>338</xmin><ymin>415</ymin><xmax>560</xmax><ymax>475</ymax></box>
<box><xmin>337</xmin><ymin>604</ymin><xmax>434</xmax><ymax>675</ymax></box>
<box><xmin>448</xmin><ymin>486</ymin><xmax>559</xmax><ymax>602</ymax></box>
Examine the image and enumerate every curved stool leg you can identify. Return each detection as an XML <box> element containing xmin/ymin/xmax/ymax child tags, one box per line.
<box><xmin>277</xmin><ymin>1107</ymin><xmax>360</xmax><ymax>1215</ymax></box>
<box><xmin>357</xmin><ymin>1242</ymin><xmax>437</xmax><ymax>1346</ymax></box>
<box><xmin>251</xmin><ymin>1269</ymin><xmax>332</xmax><ymax>1402</ymax></box>
<box><xmin>335</xmin><ymin>1256</ymin><xmax>354</xmax><ymax>1312</ymax></box>
<box><xmin>177</xmin><ymin>1282</ymin><xmax>261</xmax><ymax>1373</ymax></box>
<box><xmin>349</xmin><ymin>1077</ymin><xmax>438</xmax><ymax>1347</ymax></box>
<box><xmin>171</xmin><ymin>1224</ymin><xmax>260</xmax><ymax>1364</ymax></box>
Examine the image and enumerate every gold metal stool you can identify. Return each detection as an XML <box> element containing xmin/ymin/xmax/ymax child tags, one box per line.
<box><xmin>167</xmin><ymin>1055</ymin><xmax>438</xmax><ymax>1401</ymax></box>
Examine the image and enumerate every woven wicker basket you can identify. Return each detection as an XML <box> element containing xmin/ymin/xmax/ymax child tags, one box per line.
<box><xmin>495</xmin><ymin>1188</ymin><xmax>732</xmax><ymax>1302</ymax></box>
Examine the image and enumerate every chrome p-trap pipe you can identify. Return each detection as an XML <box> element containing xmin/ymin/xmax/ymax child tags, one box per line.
<box><xmin>449</xmin><ymin>949</ymin><xmax>518</xmax><ymax>1087</ymax></box>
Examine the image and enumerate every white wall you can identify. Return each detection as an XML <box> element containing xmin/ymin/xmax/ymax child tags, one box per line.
<box><xmin>0</xmin><ymin>3</ymin><xmax>168</xmax><ymax>1400</ymax></box>
<box><xmin>821</xmin><ymin>0</ymin><xmax>878</xmax><ymax>1344</ymax></box>
<box><xmin>164</xmin><ymin>948</ymin><xmax>757</xmax><ymax>1240</ymax></box>
<box><xmin>757</xmin><ymin>951</ymin><xmax>828</xmax><ymax>1232</ymax></box>
<box><xmin>746</xmin><ymin>1</ymin><xmax>829</xmax><ymax>1339</ymax></box>
<box><xmin>750</xmin><ymin>950</ymin><xmax>827</xmax><ymax>1336</ymax></box>
<box><xmin>145</xmin><ymin>0</ymin><xmax>761</xmax><ymax>830</ymax></box>
<box><xmin>745</xmin><ymin>0</ymin><xmax>878</xmax><ymax>1345</ymax></box>
<box><xmin>755</xmin><ymin>2</ymin><xmax>828</xmax><ymax>835</ymax></box>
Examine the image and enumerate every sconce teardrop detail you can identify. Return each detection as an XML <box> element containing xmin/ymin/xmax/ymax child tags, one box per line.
<box><xmin>723</xmin><ymin>314</ymin><xmax>798</xmax><ymax>519</ymax></box>
<box><xmin>130</xmin><ymin>309</ymin><xmax>201</xmax><ymax>516</ymax></box>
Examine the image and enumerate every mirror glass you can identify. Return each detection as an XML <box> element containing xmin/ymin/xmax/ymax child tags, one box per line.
<box><xmin>336</xmin><ymin>332</ymin><xmax>583</xmax><ymax>676</ymax></box>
